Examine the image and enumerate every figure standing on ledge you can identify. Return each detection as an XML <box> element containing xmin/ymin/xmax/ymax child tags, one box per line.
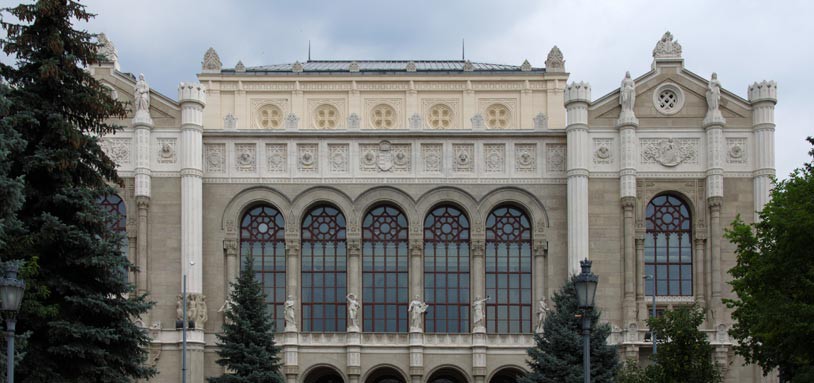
<box><xmin>706</xmin><ymin>72</ymin><xmax>721</xmax><ymax>113</ymax></box>
<box><xmin>346</xmin><ymin>293</ymin><xmax>361</xmax><ymax>331</ymax></box>
<box><xmin>284</xmin><ymin>295</ymin><xmax>296</xmax><ymax>331</ymax></box>
<box><xmin>408</xmin><ymin>295</ymin><xmax>429</xmax><ymax>331</ymax></box>
<box><xmin>536</xmin><ymin>297</ymin><xmax>548</xmax><ymax>333</ymax></box>
<box><xmin>620</xmin><ymin>71</ymin><xmax>636</xmax><ymax>115</ymax></box>
<box><xmin>134</xmin><ymin>73</ymin><xmax>150</xmax><ymax>114</ymax></box>
<box><xmin>472</xmin><ymin>296</ymin><xmax>490</xmax><ymax>329</ymax></box>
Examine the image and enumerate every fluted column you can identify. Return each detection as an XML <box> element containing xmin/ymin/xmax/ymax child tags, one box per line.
<box><xmin>617</xmin><ymin>80</ymin><xmax>639</xmax><ymax>326</ymax></box>
<box><xmin>748</xmin><ymin>81</ymin><xmax>777</xmax><ymax>222</ymax></box>
<box><xmin>564</xmin><ymin>82</ymin><xmax>591</xmax><ymax>275</ymax></box>
<box><xmin>179</xmin><ymin>82</ymin><xmax>206</xmax><ymax>296</ymax></box>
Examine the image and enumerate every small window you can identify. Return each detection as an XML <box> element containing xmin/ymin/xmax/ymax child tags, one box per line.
<box><xmin>257</xmin><ymin>104</ymin><xmax>283</xmax><ymax>129</ymax></box>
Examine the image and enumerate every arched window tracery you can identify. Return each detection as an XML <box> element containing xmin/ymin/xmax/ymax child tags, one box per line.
<box><xmin>302</xmin><ymin>205</ymin><xmax>347</xmax><ymax>332</ymax></box>
<box><xmin>362</xmin><ymin>206</ymin><xmax>409</xmax><ymax>332</ymax></box>
<box><xmin>645</xmin><ymin>194</ymin><xmax>692</xmax><ymax>296</ymax></box>
<box><xmin>485</xmin><ymin>206</ymin><xmax>532</xmax><ymax>333</ymax></box>
<box><xmin>240</xmin><ymin>205</ymin><xmax>286</xmax><ymax>330</ymax></box>
<box><xmin>423</xmin><ymin>205</ymin><xmax>470</xmax><ymax>333</ymax></box>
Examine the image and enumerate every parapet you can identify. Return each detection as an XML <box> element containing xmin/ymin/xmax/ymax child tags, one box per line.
<box><xmin>748</xmin><ymin>80</ymin><xmax>777</xmax><ymax>104</ymax></box>
<box><xmin>178</xmin><ymin>82</ymin><xmax>207</xmax><ymax>106</ymax></box>
<box><xmin>564</xmin><ymin>81</ymin><xmax>591</xmax><ymax>105</ymax></box>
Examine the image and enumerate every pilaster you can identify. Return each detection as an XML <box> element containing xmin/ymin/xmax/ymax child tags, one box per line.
<box><xmin>564</xmin><ymin>82</ymin><xmax>591</xmax><ymax>275</ymax></box>
<box><xmin>347</xmin><ymin>237</ymin><xmax>362</xmax><ymax>331</ymax></box>
<box><xmin>471</xmin><ymin>238</ymin><xmax>486</xmax><ymax>313</ymax></box>
<box><xmin>621</xmin><ymin>197</ymin><xmax>637</xmax><ymax>326</ymax></box>
<box><xmin>179</xmin><ymin>82</ymin><xmax>206</xmax><ymax>296</ymax></box>
<box><xmin>409</xmin><ymin>239</ymin><xmax>423</xmax><ymax>303</ymax></box>
<box><xmin>136</xmin><ymin>196</ymin><xmax>150</xmax><ymax>296</ymax></box>
<box><xmin>285</xmin><ymin>236</ymin><xmax>301</xmax><ymax>331</ymax></box>
<box><xmin>635</xmin><ymin>230</ymin><xmax>647</xmax><ymax>323</ymax></box>
<box><xmin>533</xmin><ymin>239</ymin><xmax>548</xmax><ymax>306</ymax></box>
<box><xmin>223</xmin><ymin>239</ymin><xmax>238</xmax><ymax>295</ymax></box>
<box><xmin>708</xmin><ymin>196</ymin><xmax>723</xmax><ymax>324</ymax></box>
<box><xmin>749</xmin><ymin>80</ymin><xmax>777</xmax><ymax>222</ymax></box>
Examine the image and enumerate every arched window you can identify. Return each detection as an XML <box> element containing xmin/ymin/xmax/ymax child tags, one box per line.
<box><xmin>240</xmin><ymin>205</ymin><xmax>286</xmax><ymax>330</ymax></box>
<box><xmin>97</xmin><ymin>194</ymin><xmax>127</xmax><ymax>280</ymax></box>
<box><xmin>485</xmin><ymin>206</ymin><xmax>532</xmax><ymax>333</ymax></box>
<box><xmin>423</xmin><ymin>205</ymin><xmax>470</xmax><ymax>333</ymax></box>
<box><xmin>302</xmin><ymin>205</ymin><xmax>347</xmax><ymax>332</ymax></box>
<box><xmin>362</xmin><ymin>206</ymin><xmax>409</xmax><ymax>332</ymax></box>
<box><xmin>645</xmin><ymin>195</ymin><xmax>692</xmax><ymax>296</ymax></box>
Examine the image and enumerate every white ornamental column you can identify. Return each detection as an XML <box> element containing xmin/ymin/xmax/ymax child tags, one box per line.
<box><xmin>617</xmin><ymin>71</ymin><xmax>639</xmax><ymax>330</ymax></box>
<box><xmin>564</xmin><ymin>82</ymin><xmax>591</xmax><ymax>275</ymax></box>
<box><xmin>703</xmin><ymin>74</ymin><xmax>725</xmax><ymax>324</ymax></box>
<box><xmin>748</xmin><ymin>81</ymin><xmax>777</xmax><ymax>222</ymax></box>
<box><xmin>178</xmin><ymin>82</ymin><xmax>206</xmax><ymax>296</ymax></box>
<box><xmin>133</xmin><ymin>74</ymin><xmax>153</xmax><ymax>295</ymax></box>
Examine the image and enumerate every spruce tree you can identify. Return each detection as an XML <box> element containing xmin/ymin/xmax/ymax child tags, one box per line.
<box><xmin>0</xmin><ymin>1</ymin><xmax>154</xmax><ymax>381</ymax></box>
<box><xmin>646</xmin><ymin>305</ymin><xmax>722</xmax><ymax>383</ymax></box>
<box><xmin>210</xmin><ymin>255</ymin><xmax>284</xmax><ymax>383</ymax></box>
<box><xmin>521</xmin><ymin>277</ymin><xmax>618</xmax><ymax>383</ymax></box>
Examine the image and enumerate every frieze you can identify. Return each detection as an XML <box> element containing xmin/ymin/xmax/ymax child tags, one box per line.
<box><xmin>266</xmin><ymin>144</ymin><xmax>287</xmax><ymax>173</ymax></box>
<box><xmin>204</xmin><ymin>143</ymin><xmax>225</xmax><ymax>173</ymax></box>
<box><xmin>329</xmin><ymin>144</ymin><xmax>349</xmax><ymax>173</ymax></box>
<box><xmin>421</xmin><ymin>144</ymin><xmax>443</xmax><ymax>173</ymax></box>
<box><xmin>357</xmin><ymin>82</ymin><xmax>409</xmax><ymax>91</ymax></box>
<box><xmin>640</xmin><ymin>138</ymin><xmax>698</xmax><ymax>167</ymax></box>
<box><xmin>515</xmin><ymin>144</ymin><xmax>537</xmax><ymax>173</ymax></box>
<box><xmin>360</xmin><ymin>141</ymin><xmax>411</xmax><ymax>173</ymax></box>
<box><xmin>242</xmin><ymin>82</ymin><xmax>295</xmax><ymax>91</ymax></box>
<box><xmin>297</xmin><ymin>144</ymin><xmax>318</xmax><ymax>173</ymax></box>
<box><xmin>235</xmin><ymin>144</ymin><xmax>256</xmax><ymax>172</ymax></box>
<box><xmin>484</xmin><ymin>144</ymin><xmax>505</xmax><ymax>173</ymax></box>
<box><xmin>156</xmin><ymin>138</ymin><xmax>177</xmax><ymax>164</ymax></box>
<box><xmin>471</xmin><ymin>82</ymin><xmax>523</xmax><ymax>90</ymax></box>
<box><xmin>546</xmin><ymin>143</ymin><xmax>566</xmax><ymax>173</ymax></box>
<box><xmin>726</xmin><ymin>138</ymin><xmax>747</xmax><ymax>164</ymax></box>
<box><xmin>452</xmin><ymin>144</ymin><xmax>474</xmax><ymax>173</ymax></box>
<box><xmin>415</xmin><ymin>82</ymin><xmax>466</xmax><ymax>91</ymax></box>
<box><xmin>593</xmin><ymin>138</ymin><xmax>614</xmax><ymax>165</ymax></box>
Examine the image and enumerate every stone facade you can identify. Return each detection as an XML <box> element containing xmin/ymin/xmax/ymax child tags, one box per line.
<box><xmin>89</xmin><ymin>32</ymin><xmax>777</xmax><ymax>383</ymax></box>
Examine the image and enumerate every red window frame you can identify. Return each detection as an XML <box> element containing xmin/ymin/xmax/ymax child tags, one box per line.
<box><xmin>362</xmin><ymin>205</ymin><xmax>409</xmax><ymax>332</ymax></box>
<box><xmin>301</xmin><ymin>205</ymin><xmax>347</xmax><ymax>332</ymax></box>
<box><xmin>485</xmin><ymin>206</ymin><xmax>532</xmax><ymax>333</ymax></box>
<box><xmin>423</xmin><ymin>205</ymin><xmax>470</xmax><ymax>333</ymax></box>
<box><xmin>645</xmin><ymin>195</ymin><xmax>693</xmax><ymax>296</ymax></box>
<box><xmin>98</xmin><ymin>194</ymin><xmax>126</xmax><ymax>233</ymax></box>
<box><xmin>240</xmin><ymin>205</ymin><xmax>286</xmax><ymax>331</ymax></box>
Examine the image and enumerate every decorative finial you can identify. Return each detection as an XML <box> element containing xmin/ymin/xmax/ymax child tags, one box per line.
<box><xmin>520</xmin><ymin>59</ymin><xmax>532</xmax><ymax>72</ymax></box>
<box><xmin>406</xmin><ymin>61</ymin><xmax>417</xmax><ymax>72</ymax></box>
<box><xmin>202</xmin><ymin>47</ymin><xmax>222</xmax><ymax>73</ymax></box>
<box><xmin>349</xmin><ymin>61</ymin><xmax>360</xmax><ymax>72</ymax></box>
<box><xmin>96</xmin><ymin>33</ymin><xmax>118</xmax><ymax>69</ymax></box>
<box><xmin>235</xmin><ymin>60</ymin><xmax>245</xmax><ymax>72</ymax></box>
<box><xmin>292</xmin><ymin>61</ymin><xmax>304</xmax><ymax>73</ymax></box>
<box><xmin>545</xmin><ymin>46</ymin><xmax>565</xmax><ymax>72</ymax></box>
<box><xmin>653</xmin><ymin>31</ymin><xmax>682</xmax><ymax>59</ymax></box>
<box><xmin>463</xmin><ymin>60</ymin><xmax>474</xmax><ymax>72</ymax></box>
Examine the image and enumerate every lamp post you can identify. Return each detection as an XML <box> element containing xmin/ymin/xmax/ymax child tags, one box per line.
<box><xmin>0</xmin><ymin>261</ymin><xmax>26</xmax><ymax>383</ymax></box>
<box><xmin>644</xmin><ymin>275</ymin><xmax>656</xmax><ymax>355</ymax></box>
<box><xmin>574</xmin><ymin>259</ymin><xmax>598</xmax><ymax>383</ymax></box>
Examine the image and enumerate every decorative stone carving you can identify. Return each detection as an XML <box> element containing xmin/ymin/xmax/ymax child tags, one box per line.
<box><xmin>235</xmin><ymin>144</ymin><xmax>256</xmax><ymax>172</ymax></box>
<box><xmin>515</xmin><ymin>144</ymin><xmax>537</xmax><ymax>173</ymax></box>
<box><xmin>421</xmin><ymin>144</ymin><xmax>442</xmax><ymax>173</ymax></box>
<box><xmin>463</xmin><ymin>60</ymin><xmax>474</xmax><ymax>72</ymax></box>
<box><xmin>425</xmin><ymin>102</ymin><xmax>456</xmax><ymax>129</ymax></box>
<box><xmin>284</xmin><ymin>295</ymin><xmax>297</xmax><ymax>331</ymax></box>
<box><xmin>176</xmin><ymin>293</ymin><xmax>207</xmax><ymax>329</ymax></box>
<box><xmin>408</xmin><ymin>295</ymin><xmax>428</xmax><ymax>332</ymax></box>
<box><xmin>704</xmin><ymin>72</ymin><xmax>725</xmax><ymax>124</ymax></box>
<box><xmin>619</xmin><ymin>71</ymin><xmax>636</xmax><ymax>121</ymax></box>
<box><xmin>546</xmin><ymin>143</ymin><xmax>566</xmax><ymax>173</ymax></box>
<box><xmin>156</xmin><ymin>138</ymin><xmax>176</xmax><ymax>164</ymax></box>
<box><xmin>406</xmin><ymin>61</ymin><xmax>417</xmax><ymax>72</ymax></box>
<box><xmin>726</xmin><ymin>138</ymin><xmax>747</xmax><ymax>164</ymax></box>
<box><xmin>470</xmin><ymin>114</ymin><xmax>485</xmax><ymax>130</ymax></box>
<box><xmin>593</xmin><ymin>138</ymin><xmax>613</xmax><ymax>164</ymax></box>
<box><xmin>409</xmin><ymin>113</ymin><xmax>422</xmax><ymax>130</ymax></box>
<box><xmin>545</xmin><ymin>45</ymin><xmax>565</xmax><ymax>72</ymax></box>
<box><xmin>452</xmin><ymin>144</ymin><xmax>474</xmax><ymax>173</ymax></box>
<box><xmin>484</xmin><ymin>144</ymin><xmax>505</xmax><ymax>173</ymax></box>
<box><xmin>297</xmin><ymin>144</ymin><xmax>318</xmax><ymax>173</ymax></box>
<box><xmin>329</xmin><ymin>144</ymin><xmax>349</xmax><ymax>173</ymax></box>
<box><xmin>472</xmin><ymin>296</ymin><xmax>490</xmax><ymax>331</ymax></box>
<box><xmin>234</xmin><ymin>60</ymin><xmax>245</xmax><ymax>72</ymax></box>
<box><xmin>285</xmin><ymin>113</ymin><xmax>299</xmax><ymax>130</ymax></box>
<box><xmin>484</xmin><ymin>104</ymin><xmax>511</xmax><ymax>129</ymax></box>
<box><xmin>348</xmin><ymin>61</ymin><xmax>360</xmax><ymax>72</ymax></box>
<box><xmin>202</xmin><ymin>47</ymin><xmax>222</xmax><ymax>72</ymax></box>
<box><xmin>96</xmin><ymin>33</ymin><xmax>118</xmax><ymax>64</ymax></box>
<box><xmin>653</xmin><ymin>31</ymin><xmax>682</xmax><ymax>59</ymax></box>
<box><xmin>641</xmin><ymin>138</ymin><xmax>698</xmax><ymax>167</ymax></box>
<box><xmin>527</xmin><ymin>113</ymin><xmax>546</xmax><ymax>131</ymax></box>
<box><xmin>266</xmin><ymin>144</ymin><xmax>287</xmax><ymax>172</ymax></box>
<box><xmin>535</xmin><ymin>297</ymin><xmax>548</xmax><ymax>333</ymax></box>
<box><xmin>520</xmin><ymin>59</ymin><xmax>532</xmax><ymax>72</ymax></box>
<box><xmin>223</xmin><ymin>113</ymin><xmax>238</xmax><ymax>130</ymax></box>
<box><xmin>346</xmin><ymin>293</ymin><xmax>361</xmax><ymax>332</ymax></box>
<box><xmin>100</xmin><ymin>138</ymin><xmax>130</xmax><ymax>166</ymax></box>
<box><xmin>134</xmin><ymin>73</ymin><xmax>150</xmax><ymax>116</ymax></box>
<box><xmin>360</xmin><ymin>141</ymin><xmax>410</xmax><ymax>173</ymax></box>
<box><xmin>292</xmin><ymin>61</ymin><xmax>303</xmax><ymax>73</ymax></box>
<box><xmin>204</xmin><ymin>144</ymin><xmax>225</xmax><ymax>173</ymax></box>
<box><xmin>347</xmin><ymin>113</ymin><xmax>360</xmax><ymax>130</ymax></box>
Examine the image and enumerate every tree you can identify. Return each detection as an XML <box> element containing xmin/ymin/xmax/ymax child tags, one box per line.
<box><xmin>0</xmin><ymin>1</ymin><xmax>154</xmax><ymax>381</ymax></box>
<box><xmin>725</xmin><ymin>137</ymin><xmax>814</xmax><ymax>382</ymax></box>
<box><xmin>210</xmin><ymin>255</ymin><xmax>284</xmax><ymax>383</ymax></box>
<box><xmin>521</xmin><ymin>277</ymin><xmax>618</xmax><ymax>383</ymax></box>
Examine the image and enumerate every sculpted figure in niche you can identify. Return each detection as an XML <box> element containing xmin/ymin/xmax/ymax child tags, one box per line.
<box><xmin>408</xmin><ymin>295</ymin><xmax>429</xmax><ymax>331</ymax></box>
<box><xmin>536</xmin><ymin>297</ymin><xmax>548</xmax><ymax>333</ymax></box>
<box><xmin>472</xmin><ymin>296</ymin><xmax>490</xmax><ymax>329</ymax></box>
<box><xmin>620</xmin><ymin>71</ymin><xmax>635</xmax><ymax>114</ymax></box>
<box><xmin>134</xmin><ymin>73</ymin><xmax>150</xmax><ymax>113</ymax></box>
<box><xmin>346</xmin><ymin>293</ymin><xmax>361</xmax><ymax>331</ymax></box>
<box><xmin>706</xmin><ymin>72</ymin><xmax>722</xmax><ymax>113</ymax></box>
<box><xmin>284</xmin><ymin>295</ymin><xmax>296</xmax><ymax>330</ymax></box>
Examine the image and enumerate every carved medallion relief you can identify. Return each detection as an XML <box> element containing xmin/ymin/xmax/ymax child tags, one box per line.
<box><xmin>640</xmin><ymin>138</ymin><xmax>698</xmax><ymax>167</ymax></box>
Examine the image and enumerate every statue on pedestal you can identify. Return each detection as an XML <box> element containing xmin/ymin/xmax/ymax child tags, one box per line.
<box><xmin>134</xmin><ymin>73</ymin><xmax>150</xmax><ymax>115</ymax></box>
<box><xmin>284</xmin><ymin>295</ymin><xmax>297</xmax><ymax>331</ymax></box>
<box><xmin>408</xmin><ymin>295</ymin><xmax>428</xmax><ymax>332</ymax></box>
<box><xmin>346</xmin><ymin>293</ymin><xmax>361</xmax><ymax>332</ymax></box>
<box><xmin>472</xmin><ymin>296</ymin><xmax>490</xmax><ymax>330</ymax></box>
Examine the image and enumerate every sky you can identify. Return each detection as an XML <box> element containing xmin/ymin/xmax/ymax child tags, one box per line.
<box><xmin>3</xmin><ymin>0</ymin><xmax>812</xmax><ymax>178</ymax></box>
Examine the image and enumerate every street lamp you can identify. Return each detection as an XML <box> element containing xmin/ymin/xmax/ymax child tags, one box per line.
<box><xmin>644</xmin><ymin>275</ymin><xmax>657</xmax><ymax>355</ymax></box>
<box><xmin>574</xmin><ymin>259</ymin><xmax>598</xmax><ymax>383</ymax></box>
<box><xmin>0</xmin><ymin>261</ymin><xmax>26</xmax><ymax>383</ymax></box>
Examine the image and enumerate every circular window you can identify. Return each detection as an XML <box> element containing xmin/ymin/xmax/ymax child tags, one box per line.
<box><xmin>485</xmin><ymin>104</ymin><xmax>511</xmax><ymax>129</ymax></box>
<box><xmin>370</xmin><ymin>104</ymin><xmax>396</xmax><ymax>129</ymax></box>
<box><xmin>652</xmin><ymin>83</ymin><xmax>685</xmax><ymax>115</ymax></box>
<box><xmin>427</xmin><ymin>104</ymin><xmax>453</xmax><ymax>129</ymax></box>
<box><xmin>256</xmin><ymin>104</ymin><xmax>283</xmax><ymax>129</ymax></box>
<box><xmin>314</xmin><ymin>104</ymin><xmax>340</xmax><ymax>129</ymax></box>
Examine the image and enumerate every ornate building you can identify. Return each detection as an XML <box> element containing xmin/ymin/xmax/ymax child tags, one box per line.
<box><xmin>90</xmin><ymin>32</ymin><xmax>777</xmax><ymax>383</ymax></box>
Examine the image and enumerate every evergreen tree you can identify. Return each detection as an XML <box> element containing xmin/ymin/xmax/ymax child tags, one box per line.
<box><xmin>725</xmin><ymin>137</ymin><xmax>814</xmax><ymax>382</ymax></box>
<box><xmin>210</xmin><ymin>255</ymin><xmax>284</xmax><ymax>383</ymax></box>
<box><xmin>0</xmin><ymin>1</ymin><xmax>154</xmax><ymax>381</ymax></box>
<box><xmin>521</xmin><ymin>277</ymin><xmax>618</xmax><ymax>383</ymax></box>
<box><xmin>646</xmin><ymin>305</ymin><xmax>722</xmax><ymax>383</ymax></box>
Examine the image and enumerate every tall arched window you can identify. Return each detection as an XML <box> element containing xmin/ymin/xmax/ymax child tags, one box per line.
<box><xmin>98</xmin><ymin>194</ymin><xmax>127</xmax><ymax>280</ymax></box>
<box><xmin>301</xmin><ymin>205</ymin><xmax>347</xmax><ymax>332</ymax></box>
<box><xmin>485</xmin><ymin>206</ymin><xmax>532</xmax><ymax>333</ymax></box>
<box><xmin>424</xmin><ymin>205</ymin><xmax>470</xmax><ymax>333</ymax></box>
<box><xmin>645</xmin><ymin>195</ymin><xmax>692</xmax><ymax>296</ymax></box>
<box><xmin>240</xmin><ymin>205</ymin><xmax>286</xmax><ymax>330</ymax></box>
<box><xmin>362</xmin><ymin>206</ymin><xmax>409</xmax><ymax>332</ymax></box>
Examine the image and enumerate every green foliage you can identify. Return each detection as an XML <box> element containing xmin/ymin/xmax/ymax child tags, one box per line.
<box><xmin>0</xmin><ymin>81</ymin><xmax>24</xmax><ymax>250</ymax></box>
<box><xmin>520</xmin><ymin>277</ymin><xmax>618</xmax><ymax>383</ymax></box>
<box><xmin>647</xmin><ymin>305</ymin><xmax>722</xmax><ymax>383</ymax></box>
<box><xmin>724</xmin><ymin>137</ymin><xmax>814</xmax><ymax>382</ymax></box>
<box><xmin>0</xmin><ymin>0</ymin><xmax>154</xmax><ymax>381</ymax></box>
<box><xmin>209</xmin><ymin>255</ymin><xmax>284</xmax><ymax>383</ymax></box>
<box><xmin>615</xmin><ymin>359</ymin><xmax>649</xmax><ymax>383</ymax></box>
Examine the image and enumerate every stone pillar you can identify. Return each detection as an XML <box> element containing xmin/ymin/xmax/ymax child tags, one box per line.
<box><xmin>621</xmin><ymin>197</ymin><xmax>637</xmax><ymax>324</ymax></box>
<box><xmin>347</xmin><ymin>238</ymin><xmax>362</xmax><ymax>331</ymax></box>
<box><xmin>223</xmin><ymin>240</ymin><xmax>238</xmax><ymax>294</ymax></box>
<box><xmin>708</xmin><ymin>197</ymin><xmax>724</xmax><ymax>324</ymax></box>
<box><xmin>347</xmin><ymin>331</ymin><xmax>361</xmax><ymax>383</ymax></box>
<box><xmin>179</xmin><ymin>82</ymin><xmax>206</xmax><ymax>296</ymax></box>
<box><xmin>635</xmin><ymin>232</ymin><xmax>647</xmax><ymax>323</ymax></box>
<box><xmin>533</xmin><ymin>239</ymin><xmax>547</xmax><ymax>305</ymax></box>
<box><xmin>748</xmin><ymin>81</ymin><xmax>777</xmax><ymax>222</ymax></box>
<box><xmin>136</xmin><ymin>196</ymin><xmax>150</xmax><ymax>295</ymax></box>
<box><xmin>471</xmin><ymin>239</ymin><xmax>487</xmax><ymax>383</ymax></box>
<box><xmin>693</xmin><ymin>233</ymin><xmax>707</xmax><ymax>315</ymax></box>
<box><xmin>285</xmin><ymin>236</ymin><xmax>300</xmax><ymax>331</ymax></box>
<box><xmin>617</xmin><ymin>80</ymin><xmax>639</xmax><ymax>328</ymax></box>
<box><xmin>133</xmin><ymin>96</ymin><xmax>153</xmax><ymax>296</ymax></box>
<box><xmin>409</xmin><ymin>238</ymin><xmax>423</xmax><ymax>303</ymax></box>
<box><xmin>564</xmin><ymin>82</ymin><xmax>591</xmax><ymax>275</ymax></box>
<box><xmin>471</xmin><ymin>238</ymin><xmax>486</xmax><ymax>310</ymax></box>
<box><xmin>704</xmin><ymin>78</ymin><xmax>726</xmax><ymax>325</ymax></box>
<box><xmin>409</xmin><ymin>331</ymin><xmax>424</xmax><ymax>383</ymax></box>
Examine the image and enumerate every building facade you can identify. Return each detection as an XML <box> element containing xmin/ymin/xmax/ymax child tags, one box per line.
<box><xmin>90</xmin><ymin>31</ymin><xmax>778</xmax><ymax>383</ymax></box>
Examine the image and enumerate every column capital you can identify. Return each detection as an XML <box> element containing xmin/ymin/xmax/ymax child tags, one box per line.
<box><xmin>533</xmin><ymin>239</ymin><xmax>548</xmax><ymax>257</ymax></box>
<box><xmin>135</xmin><ymin>195</ymin><xmax>151</xmax><ymax>209</ymax></box>
<box><xmin>471</xmin><ymin>239</ymin><xmax>485</xmax><ymax>258</ymax></box>
<box><xmin>707</xmin><ymin>196</ymin><xmax>723</xmax><ymax>211</ymax></box>
<box><xmin>621</xmin><ymin>196</ymin><xmax>637</xmax><ymax>210</ymax></box>
<box><xmin>223</xmin><ymin>239</ymin><xmax>238</xmax><ymax>256</ymax></box>
<box><xmin>347</xmin><ymin>238</ymin><xmax>361</xmax><ymax>255</ymax></box>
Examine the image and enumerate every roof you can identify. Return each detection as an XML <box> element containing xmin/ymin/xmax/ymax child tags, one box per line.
<box><xmin>222</xmin><ymin>60</ymin><xmax>545</xmax><ymax>74</ymax></box>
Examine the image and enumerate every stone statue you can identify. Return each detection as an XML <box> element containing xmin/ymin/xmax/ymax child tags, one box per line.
<box><xmin>194</xmin><ymin>295</ymin><xmax>207</xmax><ymax>329</ymax></box>
<box><xmin>346</xmin><ymin>293</ymin><xmax>361</xmax><ymax>331</ymax></box>
<box><xmin>653</xmin><ymin>31</ymin><xmax>682</xmax><ymax>59</ymax></box>
<box><xmin>620</xmin><ymin>71</ymin><xmax>636</xmax><ymax>114</ymax></box>
<box><xmin>535</xmin><ymin>297</ymin><xmax>548</xmax><ymax>333</ymax></box>
<box><xmin>472</xmin><ymin>296</ymin><xmax>490</xmax><ymax>329</ymax></box>
<box><xmin>134</xmin><ymin>73</ymin><xmax>150</xmax><ymax>114</ymax></box>
<box><xmin>186</xmin><ymin>295</ymin><xmax>198</xmax><ymax>325</ymax></box>
<box><xmin>706</xmin><ymin>72</ymin><xmax>722</xmax><ymax>113</ymax></box>
<box><xmin>408</xmin><ymin>295</ymin><xmax>428</xmax><ymax>332</ymax></box>
<box><xmin>96</xmin><ymin>33</ymin><xmax>117</xmax><ymax>63</ymax></box>
<box><xmin>284</xmin><ymin>295</ymin><xmax>296</xmax><ymax>331</ymax></box>
<box><xmin>176</xmin><ymin>294</ymin><xmax>184</xmax><ymax>322</ymax></box>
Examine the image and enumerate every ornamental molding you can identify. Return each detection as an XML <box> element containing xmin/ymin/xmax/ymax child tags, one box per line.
<box><xmin>235</xmin><ymin>143</ymin><xmax>257</xmax><ymax>172</ymax></box>
<box><xmin>726</xmin><ymin>138</ymin><xmax>747</xmax><ymax>164</ymax></box>
<box><xmin>301</xmin><ymin>82</ymin><xmax>351</xmax><ymax>91</ymax></box>
<box><xmin>266</xmin><ymin>144</ymin><xmax>287</xmax><ymax>173</ymax></box>
<box><xmin>307</xmin><ymin>98</ymin><xmax>346</xmax><ymax>129</ymax></box>
<box><xmin>478</xmin><ymin>98</ymin><xmax>517</xmax><ymax>130</ymax></box>
<box><xmin>364</xmin><ymin>98</ymin><xmax>405</xmax><ymax>129</ymax></box>
<box><xmin>204</xmin><ymin>143</ymin><xmax>225</xmax><ymax>173</ymax></box>
<box><xmin>652</xmin><ymin>31</ymin><xmax>682</xmax><ymax>59</ymax></box>
<box><xmin>101</xmin><ymin>138</ymin><xmax>131</xmax><ymax>166</ymax></box>
<box><xmin>242</xmin><ymin>82</ymin><xmax>294</xmax><ymax>91</ymax></box>
<box><xmin>593</xmin><ymin>138</ymin><xmax>614</xmax><ymax>165</ymax></box>
<box><xmin>360</xmin><ymin>141</ymin><xmax>411</xmax><ymax>173</ymax></box>
<box><xmin>297</xmin><ymin>144</ymin><xmax>318</xmax><ymax>173</ymax></box>
<box><xmin>533</xmin><ymin>113</ymin><xmax>548</xmax><ymax>130</ymax></box>
<box><xmin>471</xmin><ymin>81</ymin><xmax>523</xmax><ymax>91</ymax></box>
<box><xmin>515</xmin><ymin>144</ymin><xmax>537</xmax><ymax>173</ymax></box>
<box><xmin>223</xmin><ymin>113</ymin><xmax>238</xmax><ymax>130</ymax></box>
<box><xmin>421</xmin><ymin>144</ymin><xmax>443</xmax><ymax>173</ymax></box>
<box><xmin>328</xmin><ymin>144</ymin><xmax>349</xmax><ymax>173</ymax></box>
<box><xmin>452</xmin><ymin>144</ymin><xmax>474</xmax><ymax>173</ymax></box>
<box><xmin>422</xmin><ymin>99</ymin><xmax>461</xmax><ymax>129</ymax></box>
<box><xmin>484</xmin><ymin>144</ymin><xmax>505</xmax><ymax>173</ymax></box>
<box><xmin>416</xmin><ymin>82</ymin><xmax>466</xmax><ymax>91</ymax></box>
<box><xmin>545</xmin><ymin>143</ymin><xmax>566</xmax><ymax>173</ymax></box>
<box><xmin>640</xmin><ymin>138</ymin><xmax>698</xmax><ymax>167</ymax></box>
<box><xmin>156</xmin><ymin>138</ymin><xmax>177</xmax><ymax>164</ymax></box>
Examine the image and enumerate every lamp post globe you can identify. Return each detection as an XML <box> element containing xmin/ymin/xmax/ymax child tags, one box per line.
<box><xmin>574</xmin><ymin>259</ymin><xmax>598</xmax><ymax>383</ymax></box>
<box><xmin>0</xmin><ymin>261</ymin><xmax>26</xmax><ymax>383</ymax></box>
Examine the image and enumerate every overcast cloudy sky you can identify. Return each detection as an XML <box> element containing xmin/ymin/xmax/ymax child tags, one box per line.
<box><xmin>8</xmin><ymin>0</ymin><xmax>812</xmax><ymax>177</ymax></box>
